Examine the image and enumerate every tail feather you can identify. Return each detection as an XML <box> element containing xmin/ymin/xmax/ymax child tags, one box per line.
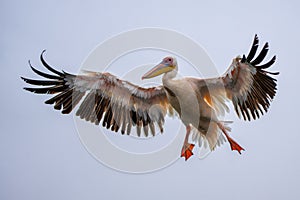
<box><xmin>189</xmin><ymin>121</ymin><xmax>233</xmax><ymax>158</ymax></box>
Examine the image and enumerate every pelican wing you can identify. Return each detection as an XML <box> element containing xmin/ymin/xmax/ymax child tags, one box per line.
<box><xmin>22</xmin><ymin>51</ymin><xmax>173</xmax><ymax>137</ymax></box>
<box><xmin>195</xmin><ymin>35</ymin><xmax>279</xmax><ymax>120</ymax></box>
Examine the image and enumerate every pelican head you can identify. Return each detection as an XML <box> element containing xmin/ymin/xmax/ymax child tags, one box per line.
<box><xmin>142</xmin><ymin>57</ymin><xmax>177</xmax><ymax>79</ymax></box>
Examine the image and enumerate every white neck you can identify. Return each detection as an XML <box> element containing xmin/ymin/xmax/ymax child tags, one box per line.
<box><xmin>162</xmin><ymin>67</ymin><xmax>178</xmax><ymax>85</ymax></box>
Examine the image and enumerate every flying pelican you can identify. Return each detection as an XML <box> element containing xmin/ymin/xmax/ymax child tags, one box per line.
<box><xmin>21</xmin><ymin>35</ymin><xmax>279</xmax><ymax>160</ymax></box>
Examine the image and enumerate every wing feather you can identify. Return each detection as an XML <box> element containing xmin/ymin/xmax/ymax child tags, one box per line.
<box><xmin>225</xmin><ymin>35</ymin><xmax>278</xmax><ymax>120</ymax></box>
<box><xmin>193</xmin><ymin>35</ymin><xmax>279</xmax><ymax>121</ymax></box>
<box><xmin>22</xmin><ymin>52</ymin><xmax>173</xmax><ymax>137</ymax></box>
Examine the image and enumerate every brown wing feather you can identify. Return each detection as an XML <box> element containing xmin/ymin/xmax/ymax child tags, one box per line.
<box><xmin>191</xmin><ymin>35</ymin><xmax>279</xmax><ymax>121</ymax></box>
<box><xmin>21</xmin><ymin>51</ymin><xmax>172</xmax><ymax>137</ymax></box>
<box><xmin>222</xmin><ymin>35</ymin><xmax>279</xmax><ymax>121</ymax></box>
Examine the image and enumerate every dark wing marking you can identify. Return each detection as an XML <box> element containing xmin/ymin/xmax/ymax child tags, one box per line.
<box><xmin>196</xmin><ymin>35</ymin><xmax>279</xmax><ymax>121</ymax></box>
<box><xmin>222</xmin><ymin>34</ymin><xmax>279</xmax><ymax>120</ymax></box>
<box><xmin>22</xmin><ymin>51</ymin><xmax>174</xmax><ymax>137</ymax></box>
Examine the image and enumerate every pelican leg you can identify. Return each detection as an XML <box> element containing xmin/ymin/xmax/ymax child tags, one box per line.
<box><xmin>181</xmin><ymin>125</ymin><xmax>195</xmax><ymax>161</ymax></box>
<box><xmin>218</xmin><ymin>122</ymin><xmax>245</xmax><ymax>154</ymax></box>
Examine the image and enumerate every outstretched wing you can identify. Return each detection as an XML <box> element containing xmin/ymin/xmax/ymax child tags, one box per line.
<box><xmin>21</xmin><ymin>51</ymin><xmax>174</xmax><ymax>137</ymax></box>
<box><xmin>195</xmin><ymin>35</ymin><xmax>279</xmax><ymax>120</ymax></box>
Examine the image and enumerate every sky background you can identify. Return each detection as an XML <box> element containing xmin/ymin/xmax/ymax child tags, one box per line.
<box><xmin>1</xmin><ymin>0</ymin><xmax>300</xmax><ymax>199</ymax></box>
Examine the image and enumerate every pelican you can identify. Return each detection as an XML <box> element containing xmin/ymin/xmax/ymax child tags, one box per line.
<box><xmin>21</xmin><ymin>35</ymin><xmax>279</xmax><ymax>160</ymax></box>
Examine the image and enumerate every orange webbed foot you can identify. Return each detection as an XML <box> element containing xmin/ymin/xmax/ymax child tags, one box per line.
<box><xmin>181</xmin><ymin>144</ymin><xmax>195</xmax><ymax>161</ymax></box>
<box><xmin>227</xmin><ymin>137</ymin><xmax>245</xmax><ymax>154</ymax></box>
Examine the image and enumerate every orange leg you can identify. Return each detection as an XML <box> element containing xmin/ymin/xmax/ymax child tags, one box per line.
<box><xmin>181</xmin><ymin>125</ymin><xmax>195</xmax><ymax>161</ymax></box>
<box><xmin>218</xmin><ymin>123</ymin><xmax>245</xmax><ymax>154</ymax></box>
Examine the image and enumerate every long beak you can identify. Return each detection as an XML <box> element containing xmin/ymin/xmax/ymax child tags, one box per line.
<box><xmin>142</xmin><ymin>63</ymin><xmax>173</xmax><ymax>80</ymax></box>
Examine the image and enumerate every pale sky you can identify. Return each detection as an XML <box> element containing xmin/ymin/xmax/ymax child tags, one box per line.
<box><xmin>1</xmin><ymin>0</ymin><xmax>300</xmax><ymax>200</ymax></box>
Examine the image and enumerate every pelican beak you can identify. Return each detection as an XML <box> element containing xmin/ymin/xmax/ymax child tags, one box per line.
<box><xmin>142</xmin><ymin>62</ymin><xmax>174</xmax><ymax>80</ymax></box>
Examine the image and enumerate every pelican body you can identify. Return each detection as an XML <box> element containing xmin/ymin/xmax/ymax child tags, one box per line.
<box><xmin>22</xmin><ymin>35</ymin><xmax>279</xmax><ymax>160</ymax></box>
